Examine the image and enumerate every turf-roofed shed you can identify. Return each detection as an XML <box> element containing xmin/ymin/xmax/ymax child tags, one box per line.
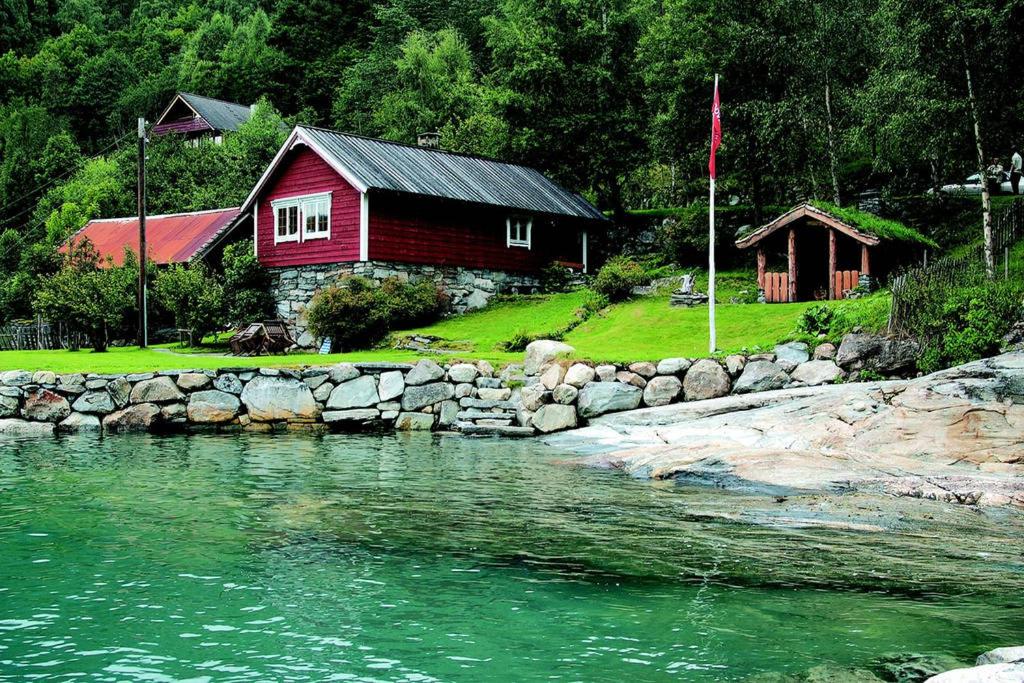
<box><xmin>735</xmin><ymin>202</ymin><xmax>936</xmax><ymax>303</ymax></box>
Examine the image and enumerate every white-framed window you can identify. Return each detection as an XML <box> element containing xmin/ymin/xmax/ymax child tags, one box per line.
<box><xmin>272</xmin><ymin>192</ymin><xmax>331</xmax><ymax>244</ymax></box>
<box><xmin>507</xmin><ymin>215</ymin><xmax>532</xmax><ymax>249</ymax></box>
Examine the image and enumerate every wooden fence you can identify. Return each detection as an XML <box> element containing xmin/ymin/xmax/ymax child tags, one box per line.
<box><xmin>0</xmin><ymin>320</ymin><xmax>85</xmax><ymax>351</ymax></box>
<box><xmin>889</xmin><ymin>198</ymin><xmax>1024</xmax><ymax>337</ymax></box>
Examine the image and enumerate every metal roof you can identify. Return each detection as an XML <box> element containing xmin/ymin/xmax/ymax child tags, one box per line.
<box><xmin>179</xmin><ymin>93</ymin><xmax>253</xmax><ymax>132</ymax></box>
<box><xmin>294</xmin><ymin>126</ymin><xmax>608</xmax><ymax>221</ymax></box>
<box><xmin>62</xmin><ymin>208</ymin><xmax>243</xmax><ymax>266</ymax></box>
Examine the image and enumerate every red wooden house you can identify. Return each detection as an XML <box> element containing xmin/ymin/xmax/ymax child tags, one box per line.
<box><xmin>240</xmin><ymin>125</ymin><xmax>608</xmax><ymax>327</ymax></box>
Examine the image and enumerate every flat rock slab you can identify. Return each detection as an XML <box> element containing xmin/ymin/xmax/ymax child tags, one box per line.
<box><xmin>241</xmin><ymin>376</ymin><xmax>319</xmax><ymax>422</ymax></box>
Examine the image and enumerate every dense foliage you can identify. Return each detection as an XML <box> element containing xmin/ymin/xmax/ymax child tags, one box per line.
<box><xmin>152</xmin><ymin>263</ymin><xmax>226</xmax><ymax>344</ymax></box>
<box><xmin>305</xmin><ymin>276</ymin><xmax>447</xmax><ymax>350</ymax></box>
<box><xmin>221</xmin><ymin>239</ymin><xmax>274</xmax><ymax>325</ymax></box>
<box><xmin>592</xmin><ymin>255</ymin><xmax>649</xmax><ymax>302</ymax></box>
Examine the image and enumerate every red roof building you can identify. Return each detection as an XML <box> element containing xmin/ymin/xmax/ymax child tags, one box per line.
<box><xmin>63</xmin><ymin>208</ymin><xmax>247</xmax><ymax>267</ymax></box>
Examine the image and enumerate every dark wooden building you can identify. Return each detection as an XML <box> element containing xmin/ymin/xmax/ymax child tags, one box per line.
<box><xmin>736</xmin><ymin>203</ymin><xmax>935</xmax><ymax>302</ymax></box>
<box><xmin>152</xmin><ymin>92</ymin><xmax>256</xmax><ymax>145</ymax></box>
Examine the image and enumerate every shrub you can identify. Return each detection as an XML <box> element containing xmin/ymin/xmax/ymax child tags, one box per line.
<box><xmin>305</xmin><ymin>276</ymin><xmax>447</xmax><ymax>350</ymax></box>
<box><xmin>221</xmin><ymin>240</ymin><xmax>274</xmax><ymax>325</ymax></box>
<box><xmin>33</xmin><ymin>240</ymin><xmax>136</xmax><ymax>352</ymax></box>
<box><xmin>917</xmin><ymin>281</ymin><xmax>1024</xmax><ymax>373</ymax></box>
<box><xmin>797</xmin><ymin>304</ymin><xmax>834</xmax><ymax>337</ymax></box>
<box><xmin>539</xmin><ymin>261</ymin><xmax>575</xmax><ymax>293</ymax></box>
<box><xmin>153</xmin><ymin>263</ymin><xmax>225</xmax><ymax>345</ymax></box>
<box><xmin>592</xmin><ymin>256</ymin><xmax>648</xmax><ymax>302</ymax></box>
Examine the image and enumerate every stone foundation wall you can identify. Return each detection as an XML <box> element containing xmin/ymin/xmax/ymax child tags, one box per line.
<box><xmin>0</xmin><ymin>333</ymin><xmax>922</xmax><ymax>439</ymax></box>
<box><xmin>268</xmin><ymin>260</ymin><xmax>541</xmax><ymax>344</ymax></box>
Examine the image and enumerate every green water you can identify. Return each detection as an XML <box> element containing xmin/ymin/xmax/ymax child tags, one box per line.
<box><xmin>1</xmin><ymin>432</ymin><xmax>1022</xmax><ymax>682</ymax></box>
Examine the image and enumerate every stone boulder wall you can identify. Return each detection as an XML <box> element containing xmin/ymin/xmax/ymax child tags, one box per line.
<box><xmin>0</xmin><ymin>332</ymin><xmax>936</xmax><ymax>440</ymax></box>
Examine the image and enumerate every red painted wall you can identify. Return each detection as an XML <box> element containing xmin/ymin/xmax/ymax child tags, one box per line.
<box><xmin>256</xmin><ymin>146</ymin><xmax>361</xmax><ymax>267</ymax></box>
<box><xmin>369</xmin><ymin>192</ymin><xmax>584</xmax><ymax>272</ymax></box>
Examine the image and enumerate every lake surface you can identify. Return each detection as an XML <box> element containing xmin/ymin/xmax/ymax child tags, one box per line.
<box><xmin>1</xmin><ymin>432</ymin><xmax>1022</xmax><ymax>682</ymax></box>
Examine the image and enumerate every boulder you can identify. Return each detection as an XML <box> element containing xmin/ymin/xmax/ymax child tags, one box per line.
<box><xmin>524</xmin><ymin>340</ymin><xmax>575</xmax><ymax>376</ymax></box>
<box><xmin>552</xmin><ymin>383</ymin><xmax>579</xmax><ymax>405</ymax></box>
<box><xmin>532</xmin><ymin>404</ymin><xmax>578</xmax><ymax>433</ymax></box>
<box><xmin>32</xmin><ymin>371</ymin><xmax>56</xmax><ymax>385</ymax></box>
<box><xmin>322</xmin><ymin>409</ymin><xmax>380</xmax><ymax>425</ymax></box>
<box><xmin>595</xmin><ymin>364</ymin><xmax>617</xmax><ymax>382</ymax></box>
<box><xmin>724</xmin><ymin>354</ymin><xmax>746</xmax><ymax>377</ymax></box>
<box><xmin>0</xmin><ymin>418</ymin><xmax>55</xmax><ymax>437</ymax></box>
<box><xmin>0</xmin><ymin>394</ymin><xmax>18</xmax><ymax>418</ymax></box>
<box><xmin>628</xmin><ymin>361</ymin><xmax>658</xmax><ymax>379</ymax></box>
<box><xmin>214</xmin><ymin>373</ymin><xmax>244</xmax><ymax>395</ymax></box>
<box><xmin>656</xmin><ymin>358</ymin><xmax>691</xmax><ymax>376</ymax></box>
<box><xmin>616</xmin><ymin>371</ymin><xmax>647</xmax><ymax>389</ymax></box>
<box><xmin>312</xmin><ymin>382</ymin><xmax>333</xmax><ymax>402</ymax></box>
<box><xmin>813</xmin><ymin>342</ymin><xmax>837</xmax><ymax>360</ymax></box>
<box><xmin>643</xmin><ymin>375</ymin><xmax>682</xmax><ymax>407</ymax></box>
<box><xmin>327</xmin><ymin>375</ymin><xmax>380</xmax><ymax>409</ymax></box>
<box><xmin>395</xmin><ymin>412</ymin><xmax>435</xmax><ymax>430</ymax></box>
<box><xmin>86</xmin><ymin>379</ymin><xmax>108</xmax><ymax>389</ymax></box>
<box><xmin>521</xmin><ymin>384</ymin><xmax>547</xmax><ymax>412</ymax></box>
<box><xmin>328</xmin><ymin>363</ymin><xmax>361</xmax><ymax>384</ymax></box>
<box><xmin>405</xmin><ymin>359</ymin><xmax>445</xmax><ymax>386</ymax></box>
<box><xmin>303</xmin><ymin>373</ymin><xmax>328</xmax><ymax>390</ymax></box>
<box><xmin>58</xmin><ymin>412</ymin><xmax>101</xmax><ymax>432</ymax></box>
<box><xmin>923</xmin><ymin>662</ymin><xmax>1024</xmax><ymax>682</ymax></box>
<box><xmin>836</xmin><ymin>334</ymin><xmax>920</xmax><ymax>374</ymax></box>
<box><xmin>454</xmin><ymin>383</ymin><xmax>474</xmax><ymax>399</ymax></box>
<box><xmin>564</xmin><ymin>363</ymin><xmax>596</xmax><ymax>388</ymax></box>
<box><xmin>103</xmin><ymin>403</ymin><xmax>161</xmax><ymax>433</ymax></box>
<box><xmin>57</xmin><ymin>374</ymin><xmax>86</xmax><ymax>394</ymax></box>
<box><xmin>790</xmin><ymin>360</ymin><xmax>844</xmax><ymax>386</ymax></box>
<box><xmin>447</xmin><ymin>363</ymin><xmax>479</xmax><ymax>384</ymax></box>
<box><xmin>161</xmin><ymin>403</ymin><xmax>186</xmax><ymax>422</ymax></box>
<box><xmin>478</xmin><ymin>387</ymin><xmax>512</xmax><ymax>402</ymax></box>
<box><xmin>72</xmin><ymin>390</ymin><xmax>116</xmax><ymax>414</ymax></box>
<box><xmin>176</xmin><ymin>373</ymin><xmax>211</xmax><ymax>391</ymax></box>
<box><xmin>733</xmin><ymin>360</ymin><xmax>790</xmax><ymax>394</ymax></box>
<box><xmin>401</xmin><ymin>382</ymin><xmax>455</xmax><ymax>411</ymax></box>
<box><xmin>682</xmin><ymin>359</ymin><xmax>731</xmax><ymax>401</ymax></box>
<box><xmin>874</xmin><ymin>338</ymin><xmax>921</xmax><ymax>374</ymax></box>
<box><xmin>21</xmin><ymin>388</ymin><xmax>71</xmax><ymax>422</ymax></box>
<box><xmin>187</xmin><ymin>390</ymin><xmax>241</xmax><ymax>423</ymax></box>
<box><xmin>774</xmin><ymin>341</ymin><xmax>810</xmax><ymax>372</ymax></box>
<box><xmin>476</xmin><ymin>360</ymin><xmax>494</xmax><ymax>377</ymax></box>
<box><xmin>476</xmin><ymin>377</ymin><xmax>502</xmax><ymax>389</ymax></box>
<box><xmin>577</xmin><ymin>381</ymin><xmax>643</xmax><ymax>418</ymax></box>
<box><xmin>240</xmin><ymin>376</ymin><xmax>319</xmax><ymax>422</ymax></box>
<box><xmin>977</xmin><ymin>647</ymin><xmax>1024</xmax><ymax>666</ymax></box>
<box><xmin>106</xmin><ymin>377</ymin><xmax>130</xmax><ymax>408</ymax></box>
<box><xmin>130</xmin><ymin>377</ymin><xmax>185</xmax><ymax>404</ymax></box>
<box><xmin>539</xmin><ymin>363</ymin><xmax>566</xmax><ymax>390</ymax></box>
<box><xmin>1</xmin><ymin>370</ymin><xmax>32</xmax><ymax>386</ymax></box>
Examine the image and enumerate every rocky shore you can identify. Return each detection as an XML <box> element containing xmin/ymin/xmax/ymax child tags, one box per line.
<box><xmin>544</xmin><ymin>351</ymin><xmax>1024</xmax><ymax>508</ymax></box>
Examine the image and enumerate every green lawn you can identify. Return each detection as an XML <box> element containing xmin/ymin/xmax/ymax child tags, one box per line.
<box><xmin>0</xmin><ymin>288</ymin><xmax>887</xmax><ymax>374</ymax></box>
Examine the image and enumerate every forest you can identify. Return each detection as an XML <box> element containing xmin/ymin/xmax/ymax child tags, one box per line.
<box><xmin>0</xmin><ymin>0</ymin><xmax>1022</xmax><ymax>323</ymax></box>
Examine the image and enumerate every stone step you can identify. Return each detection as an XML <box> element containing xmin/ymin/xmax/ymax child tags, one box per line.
<box><xmin>456</xmin><ymin>409</ymin><xmax>516</xmax><ymax>421</ymax></box>
<box><xmin>457</xmin><ymin>423</ymin><xmax>535</xmax><ymax>437</ymax></box>
<box><xmin>459</xmin><ymin>397</ymin><xmax>518</xmax><ymax>410</ymax></box>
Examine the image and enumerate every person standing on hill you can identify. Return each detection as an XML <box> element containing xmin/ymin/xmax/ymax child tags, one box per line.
<box><xmin>1011</xmin><ymin>148</ymin><xmax>1022</xmax><ymax>195</ymax></box>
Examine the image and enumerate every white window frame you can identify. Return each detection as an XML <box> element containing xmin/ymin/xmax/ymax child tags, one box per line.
<box><xmin>271</xmin><ymin>191</ymin><xmax>332</xmax><ymax>245</ymax></box>
<box><xmin>506</xmin><ymin>215</ymin><xmax>532</xmax><ymax>249</ymax></box>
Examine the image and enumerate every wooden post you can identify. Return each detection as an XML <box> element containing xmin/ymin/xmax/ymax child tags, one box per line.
<box><xmin>860</xmin><ymin>244</ymin><xmax>870</xmax><ymax>275</ymax></box>
<box><xmin>828</xmin><ymin>229</ymin><xmax>837</xmax><ymax>300</ymax></box>
<box><xmin>756</xmin><ymin>247</ymin><xmax>766</xmax><ymax>289</ymax></box>
<box><xmin>787</xmin><ymin>227</ymin><xmax>797</xmax><ymax>302</ymax></box>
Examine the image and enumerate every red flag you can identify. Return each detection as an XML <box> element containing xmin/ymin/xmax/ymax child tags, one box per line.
<box><xmin>709</xmin><ymin>77</ymin><xmax>721</xmax><ymax>180</ymax></box>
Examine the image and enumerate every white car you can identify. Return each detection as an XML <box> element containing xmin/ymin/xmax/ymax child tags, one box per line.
<box><xmin>937</xmin><ymin>171</ymin><xmax>1018</xmax><ymax>195</ymax></box>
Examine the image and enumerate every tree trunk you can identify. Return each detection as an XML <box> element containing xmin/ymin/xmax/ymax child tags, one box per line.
<box><xmin>961</xmin><ymin>30</ymin><xmax>994</xmax><ymax>277</ymax></box>
<box><xmin>824</xmin><ymin>77</ymin><xmax>842</xmax><ymax>206</ymax></box>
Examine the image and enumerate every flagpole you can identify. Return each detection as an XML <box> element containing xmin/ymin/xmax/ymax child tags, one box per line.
<box><xmin>708</xmin><ymin>73</ymin><xmax>718</xmax><ymax>355</ymax></box>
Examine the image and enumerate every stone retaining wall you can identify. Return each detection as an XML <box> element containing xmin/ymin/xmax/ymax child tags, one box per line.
<box><xmin>0</xmin><ymin>333</ymin><xmax>921</xmax><ymax>439</ymax></box>
<box><xmin>269</xmin><ymin>260</ymin><xmax>541</xmax><ymax>344</ymax></box>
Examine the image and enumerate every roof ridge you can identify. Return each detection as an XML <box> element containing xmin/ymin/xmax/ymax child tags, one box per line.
<box><xmin>86</xmin><ymin>207</ymin><xmax>241</xmax><ymax>224</ymax></box>
<box><xmin>179</xmin><ymin>92</ymin><xmax>252</xmax><ymax>109</ymax></box>
<box><xmin>296</xmin><ymin>124</ymin><xmax>529</xmax><ymax>168</ymax></box>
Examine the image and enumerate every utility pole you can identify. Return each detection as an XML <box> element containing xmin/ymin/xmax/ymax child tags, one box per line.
<box><xmin>137</xmin><ymin>117</ymin><xmax>148</xmax><ymax>348</ymax></box>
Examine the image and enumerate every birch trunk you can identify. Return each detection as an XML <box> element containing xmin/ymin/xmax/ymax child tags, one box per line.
<box><xmin>961</xmin><ymin>31</ymin><xmax>994</xmax><ymax>277</ymax></box>
<box><xmin>825</xmin><ymin>77</ymin><xmax>841</xmax><ymax>205</ymax></box>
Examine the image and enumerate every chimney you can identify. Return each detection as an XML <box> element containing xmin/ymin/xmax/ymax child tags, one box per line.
<box><xmin>417</xmin><ymin>131</ymin><xmax>440</xmax><ymax>149</ymax></box>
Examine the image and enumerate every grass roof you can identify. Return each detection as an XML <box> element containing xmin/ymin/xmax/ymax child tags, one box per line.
<box><xmin>808</xmin><ymin>200</ymin><xmax>939</xmax><ymax>248</ymax></box>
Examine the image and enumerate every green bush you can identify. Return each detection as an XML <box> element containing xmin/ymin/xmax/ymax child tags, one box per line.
<box><xmin>306</xmin><ymin>276</ymin><xmax>447</xmax><ymax>350</ymax></box>
<box><xmin>153</xmin><ymin>263</ymin><xmax>225</xmax><ymax>345</ymax></box>
<box><xmin>592</xmin><ymin>256</ymin><xmax>649</xmax><ymax>302</ymax></box>
<box><xmin>917</xmin><ymin>281</ymin><xmax>1024</xmax><ymax>373</ymax></box>
<box><xmin>797</xmin><ymin>304</ymin><xmax>835</xmax><ymax>337</ymax></box>
<box><xmin>539</xmin><ymin>261</ymin><xmax>575</xmax><ymax>293</ymax></box>
<box><xmin>221</xmin><ymin>240</ymin><xmax>274</xmax><ymax>325</ymax></box>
